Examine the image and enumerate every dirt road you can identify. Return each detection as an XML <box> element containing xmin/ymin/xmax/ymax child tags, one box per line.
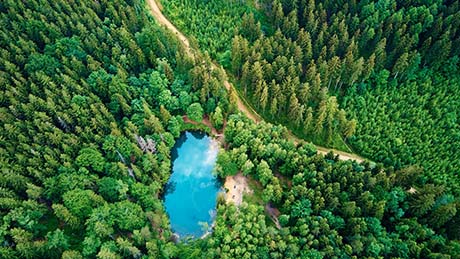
<box><xmin>146</xmin><ymin>0</ymin><xmax>191</xmax><ymax>52</ymax></box>
<box><xmin>146</xmin><ymin>0</ymin><xmax>366</xmax><ymax>163</ymax></box>
<box><xmin>147</xmin><ymin>0</ymin><xmax>260</xmax><ymax>122</ymax></box>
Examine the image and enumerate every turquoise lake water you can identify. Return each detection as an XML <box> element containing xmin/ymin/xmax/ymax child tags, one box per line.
<box><xmin>164</xmin><ymin>131</ymin><xmax>221</xmax><ymax>239</ymax></box>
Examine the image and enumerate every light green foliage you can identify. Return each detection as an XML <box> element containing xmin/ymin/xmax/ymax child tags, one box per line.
<box><xmin>112</xmin><ymin>201</ymin><xmax>146</xmax><ymax>231</ymax></box>
<box><xmin>76</xmin><ymin>148</ymin><xmax>106</xmax><ymax>173</ymax></box>
<box><xmin>0</xmin><ymin>0</ymin><xmax>228</xmax><ymax>257</ymax></box>
<box><xmin>344</xmin><ymin>65</ymin><xmax>460</xmax><ymax>193</ymax></box>
<box><xmin>52</xmin><ymin>204</ymin><xmax>80</xmax><ymax>229</ymax></box>
<box><xmin>241</xmin><ymin>159</ymin><xmax>254</xmax><ymax>176</ymax></box>
<box><xmin>167</xmin><ymin>116</ymin><xmax>183</xmax><ymax>138</ymax></box>
<box><xmin>211</xmin><ymin>106</ymin><xmax>224</xmax><ymax>129</ymax></box>
<box><xmin>62</xmin><ymin>250</ymin><xmax>83</xmax><ymax>259</ymax></box>
<box><xmin>256</xmin><ymin>160</ymin><xmax>272</xmax><ymax>186</ymax></box>
<box><xmin>186</xmin><ymin>103</ymin><xmax>204</xmax><ymax>122</ymax></box>
<box><xmin>215</xmin><ymin>150</ymin><xmax>238</xmax><ymax>177</ymax></box>
<box><xmin>162</xmin><ymin>0</ymin><xmax>255</xmax><ymax>62</ymax></box>
<box><xmin>62</xmin><ymin>189</ymin><xmax>104</xmax><ymax>219</ymax></box>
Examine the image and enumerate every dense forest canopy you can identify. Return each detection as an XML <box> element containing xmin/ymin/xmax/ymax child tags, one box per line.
<box><xmin>198</xmin><ymin>115</ymin><xmax>460</xmax><ymax>258</ymax></box>
<box><xmin>162</xmin><ymin>0</ymin><xmax>460</xmax><ymax>191</ymax></box>
<box><xmin>0</xmin><ymin>0</ymin><xmax>459</xmax><ymax>258</ymax></box>
<box><xmin>0</xmin><ymin>0</ymin><xmax>227</xmax><ymax>257</ymax></box>
<box><xmin>161</xmin><ymin>0</ymin><xmax>256</xmax><ymax>63</ymax></box>
<box><xmin>344</xmin><ymin>64</ymin><xmax>460</xmax><ymax>193</ymax></box>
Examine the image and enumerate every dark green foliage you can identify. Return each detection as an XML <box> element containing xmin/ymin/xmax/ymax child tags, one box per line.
<box><xmin>97</xmin><ymin>177</ymin><xmax>127</xmax><ymax>202</ymax></box>
<box><xmin>0</xmin><ymin>0</ymin><xmax>228</xmax><ymax>257</ymax></box>
<box><xmin>162</xmin><ymin>0</ymin><xmax>257</xmax><ymax>62</ymax></box>
<box><xmin>203</xmin><ymin>115</ymin><xmax>459</xmax><ymax>258</ymax></box>
<box><xmin>186</xmin><ymin>102</ymin><xmax>204</xmax><ymax>122</ymax></box>
<box><xmin>344</xmin><ymin>64</ymin><xmax>460</xmax><ymax>194</ymax></box>
<box><xmin>46</xmin><ymin>229</ymin><xmax>70</xmax><ymax>256</ymax></box>
<box><xmin>1</xmin><ymin>0</ymin><xmax>459</xmax><ymax>258</ymax></box>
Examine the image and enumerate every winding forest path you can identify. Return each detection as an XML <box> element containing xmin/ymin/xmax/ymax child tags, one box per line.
<box><xmin>146</xmin><ymin>0</ymin><xmax>366</xmax><ymax>163</ymax></box>
<box><xmin>146</xmin><ymin>0</ymin><xmax>191</xmax><ymax>52</ymax></box>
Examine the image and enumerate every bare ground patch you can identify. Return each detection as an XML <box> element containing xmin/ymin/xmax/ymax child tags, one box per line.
<box><xmin>224</xmin><ymin>173</ymin><xmax>252</xmax><ymax>206</ymax></box>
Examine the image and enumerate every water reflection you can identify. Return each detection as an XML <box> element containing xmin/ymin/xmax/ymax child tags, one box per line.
<box><xmin>164</xmin><ymin>131</ymin><xmax>221</xmax><ymax>239</ymax></box>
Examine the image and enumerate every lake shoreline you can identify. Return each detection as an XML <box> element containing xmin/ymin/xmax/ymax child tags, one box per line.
<box><xmin>164</xmin><ymin>131</ymin><xmax>221</xmax><ymax>239</ymax></box>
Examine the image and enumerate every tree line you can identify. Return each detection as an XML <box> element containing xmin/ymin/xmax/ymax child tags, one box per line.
<box><xmin>231</xmin><ymin>0</ymin><xmax>458</xmax><ymax>146</ymax></box>
<box><xmin>161</xmin><ymin>0</ymin><xmax>460</xmax><ymax>201</ymax></box>
<box><xmin>180</xmin><ymin>114</ymin><xmax>460</xmax><ymax>258</ymax></box>
<box><xmin>0</xmin><ymin>0</ymin><xmax>228</xmax><ymax>257</ymax></box>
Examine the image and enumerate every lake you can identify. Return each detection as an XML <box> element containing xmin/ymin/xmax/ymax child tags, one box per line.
<box><xmin>164</xmin><ymin>131</ymin><xmax>221</xmax><ymax>239</ymax></box>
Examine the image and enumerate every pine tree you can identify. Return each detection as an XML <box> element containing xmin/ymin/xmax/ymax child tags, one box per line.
<box><xmin>228</xmin><ymin>88</ymin><xmax>239</xmax><ymax>113</ymax></box>
<box><xmin>343</xmin><ymin>119</ymin><xmax>357</xmax><ymax>138</ymax></box>
<box><xmin>303</xmin><ymin>107</ymin><xmax>313</xmax><ymax>135</ymax></box>
<box><xmin>270</xmin><ymin>96</ymin><xmax>278</xmax><ymax>117</ymax></box>
<box><xmin>392</xmin><ymin>52</ymin><xmax>409</xmax><ymax>79</ymax></box>
<box><xmin>361</xmin><ymin>53</ymin><xmax>375</xmax><ymax>82</ymax></box>
<box><xmin>240</xmin><ymin>13</ymin><xmax>262</xmax><ymax>42</ymax></box>
<box><xmin>273</xmin><ymin>0</ymin><xmax>284</xmax><ymax>28</ymax></box>
<box><xmin>251</xmin><ymin>61</ymin><xmax>264</xmax><ymax>97</ymax></box>
<box><xmin>260</xmin><ymin>83</ymin><xmax>269</xmax><ymax>111</ymax></box>
<box><xmin>241</xmin><ymin>61</ymin><xmax>251</xmax><ymax>95</ymax></box>
<box><xmin>297</xmin><ymin>29</ymin><xmax>312</xmax><ymax>63</ymax></box>
<box><xmin>328</xmin><ymin>56</ymin><xmax>341</xmax><ymax>89</ymax></box>
<box><xmin>374</xmin><ymin>38</ymin><xmax>387</xmax><ymax>70</ymax></box>
<box><xmin>315</xmin><ymin>95</ymin><xmax>327</xmax><ymax>134</ymax></box>
<box><xmin>429</xmin><ymin>202</ymin><xmax>457</xmax><ymax>229</ymax></box>
<box><xmin>298</xmin><ymin>82</ymin><xmax>310</xmax><ymax>104</ymax></box>
<box><xmin>288</xmin><ymin>94</ymin><xmax>301</xmax><ymax>126</ymax></box>
<box><xmin>231</xmin><ymin>36</ymin><xmax>248</xmax><ymax>77</ymax></box>
<box><xmin>349</xmin><ymin>57</ymin><xmax>364</xmax><ymax>85</ymax></box>
<box><xmin>325</xmin><ymin>96</ymin><xmax>339</xmax><ymax>143</ymax></box>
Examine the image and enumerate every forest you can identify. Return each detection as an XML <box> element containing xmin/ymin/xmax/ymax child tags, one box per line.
<box><xmin>0</xmin><ymin>0</ymin><xmax>226</xmax><ymax>257</ymax></box>
<box><xmin>163</xmin><ymin>0</ymin><xmax>460</xmax><ymax>192</ymax></box>
<box><xmin>198</xmin><ymin>114</ymin><xmax>460</xmax><ymax>258</ymax></box>
<box><xmin>0</xmin><ymin>0</ymin><xmax>459</xmax><ymax>258</ymax></box>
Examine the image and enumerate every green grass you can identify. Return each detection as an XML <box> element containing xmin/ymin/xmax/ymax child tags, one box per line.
<box><xmin>292</xmin><ymin>127</ymin><xmax>353</xmax><ymax>153</ymax></box>
<box><xmin>242</xmin><ymin>177</ymin><xmax>264</xmax><ymax>205</ymax></box>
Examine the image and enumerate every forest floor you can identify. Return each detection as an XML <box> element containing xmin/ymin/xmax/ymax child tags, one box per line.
<box><xmin>146</xmin><ymin>0</ymin><xmax>367</xmax><ymax>164</ymax></box>
<box><xmin>223</xmin><ymin>173</ymin><xmax>252</xmax><ymax>206</ymax></box>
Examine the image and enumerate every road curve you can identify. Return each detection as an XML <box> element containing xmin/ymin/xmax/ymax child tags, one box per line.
<box><xmin>146</xmin><ymin>0</ymin><xmax>191</xmax><ymax>52</ymax></box>
<box><xmin>146</xmin><ymin>0</ymin><xmax>260</xmax><ymax>122</ymax></box>
<box><xmin>146</xmin><ymin>0</ymin><xmax>366</xmax><ymax>163</ymax></box>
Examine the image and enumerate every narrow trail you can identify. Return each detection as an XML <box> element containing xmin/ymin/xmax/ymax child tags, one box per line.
<box><xmin>146</xmin><ymin>0</ymin><xmax>366</xmax><ymax>163</ymax></box>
